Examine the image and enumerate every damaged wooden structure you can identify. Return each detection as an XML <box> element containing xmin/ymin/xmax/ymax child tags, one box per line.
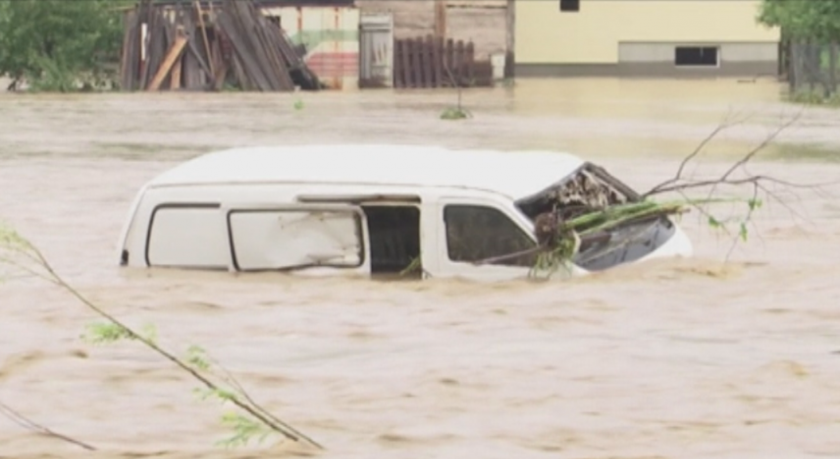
<box><xmin>393</xmin><ymin>35</ymin><xmax>493</xmax><ymax>89</ymax></box>
<box><xmin>120</xmin><ymin>0</ymin><xmax>322</xmax><ymax>92</ymax></box>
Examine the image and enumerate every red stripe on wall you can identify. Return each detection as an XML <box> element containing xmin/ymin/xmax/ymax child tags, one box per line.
<box><xmin>305</xmin><ymin>52</ymin><xmax>359</xmax><ymax>77</ymax></box>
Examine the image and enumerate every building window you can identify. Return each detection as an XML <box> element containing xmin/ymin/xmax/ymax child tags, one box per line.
<box><xmin>674</xmin><ymin>46</ymin><xmax>719</xmax><ymax>67</ymax></box>
<box><xmin>560</xmin><ymin>0</ymin><xmax>580</xmax><ymax>12</ymax></box>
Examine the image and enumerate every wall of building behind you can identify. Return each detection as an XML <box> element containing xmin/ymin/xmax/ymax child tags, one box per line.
<box><xmin>354</xmin><ymin>0</ymin><xmax>507</xmax><ymax>60</ymax></box>
<box><xmin>515</xmin><ymin>0</ymin><xmax>780</xmax><ymax>77</ymax></box>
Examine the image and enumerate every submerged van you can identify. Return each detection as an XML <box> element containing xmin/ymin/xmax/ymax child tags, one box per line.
<box><xmin>116</xmin><ymin>145</ymin><xmax>693</xmax><ymax>281</ymax></box>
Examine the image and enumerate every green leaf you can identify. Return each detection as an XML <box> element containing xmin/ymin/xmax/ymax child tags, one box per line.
<box><xmin>739</xmin><ymin>222</ymin><xmax>749</xmax><ymax>242</ymax></box>
<box><xmin>81</xmin><ymin>322</ymin><xmax>133</xmax><ymax>344</ymax></box>
<box><xmin>186</xmin><ymin>345</ymin><xmax>211</xmax><ymax>371</ymax></box>
<box><xmin>216</xmin><ymin>412</ymin><xmax>272</xmax><ymax>448</ymax></box>
<box><xmin>141</xmin><ymin>324</ymin><xmax>158</xmax><ymax>344</ymax></box>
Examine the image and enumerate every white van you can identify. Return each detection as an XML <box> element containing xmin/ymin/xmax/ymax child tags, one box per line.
<box><xmin>116</xmin><ymin>145</ymin><xmax>693</xmax><ymax>281</ymax></box>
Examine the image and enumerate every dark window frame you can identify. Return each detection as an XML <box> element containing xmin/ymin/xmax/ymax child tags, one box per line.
<box><xmin>442</xmin><ymin>204</ymin><xmax>537</xmax><ymax>268</ymax></box>
<box><xmin>560</xmin><ymin>0</ymin><xmax>580</xmax><ymax>12</ymax></box>
<box><xmin>226</xmin><ymin>208</ymin><xmax>366</xmax><ymax>272</ymax></box>
<box><xmin>674</xmin><ymin>46</ymin><xmax>719</xmax><ymax>67</ymax></box>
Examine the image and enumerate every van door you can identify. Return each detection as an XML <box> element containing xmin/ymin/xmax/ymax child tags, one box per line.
<box><xmin>222</xmin><ymin>203</ymin><xmax>369</xmax><ymax>275</ymax></box>
<box><xmin>435</xmin><ymin>197</ymin><xmax>542</xmax><ymax>281</ymax></box>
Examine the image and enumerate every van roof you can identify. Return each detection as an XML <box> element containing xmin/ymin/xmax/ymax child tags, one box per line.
<box><xmin>148</xmin><ymin>144</ymin><xmax>586</xmax><ymax>200</ymax></box>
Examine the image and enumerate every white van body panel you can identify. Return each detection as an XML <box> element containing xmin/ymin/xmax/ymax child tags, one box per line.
<box><xmin>118</xmin><ymin>145</ymin><xmax>693</xmax><ymax>281</ymax></box>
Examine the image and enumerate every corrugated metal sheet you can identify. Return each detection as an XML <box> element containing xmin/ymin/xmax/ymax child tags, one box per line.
<box><xmin>359</xmin><ymin>13</ymin><xmax>394</xmax><ymax>88</ymax></box>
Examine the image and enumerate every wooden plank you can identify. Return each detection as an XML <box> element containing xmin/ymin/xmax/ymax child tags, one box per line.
<box><xmin>120</xmin><ymin>11</ymin><xmax>133</xmax><ymax>90</ymax></box>
<box><xmin>161</xmin><ymin>13</ymin><xmax>176</xmax><ymax>89</ymax></box>
<box><xmin>424</xmin><ymin>35</ymin><xmax>435</xmax><ymax>88</ymax></box>
<box><xmin>249</xmin><ymin>2</ymin><xmax>293</xmax><ymax>90</ymax></box>
<box><xmin>393</xmin><ymin>39</ymin><xmax>403</xmax><ymax>88</ymax></box>
<box><xmin>120</xmin><ymin>10</ymin><xmax>140</xmax><ymax>90</ymax></box>
<box><xmin>147</xmin><ymin>28</ymin><xmax>188</xmax><ymax>91</ymax></box>
<box><xmin>138</xmin><ymin>12</ymin><xmax>154</xmax><ymax>89</ymax></box>
<box><xmin>505</xmin><ymin>0</ymin><xmax>515</xmax><ymax>78</ymax></box>
<box><xmin>212</xmin><ymin>59</ymin><xmax>229</xmax><ymax>91</ymax></box>
<box><xmin>465</xmin><ymin>41</ymin><xmax>475</xmax><ymax>85</ymax></box>
<box><xmin>415</xmin><ymin>37</ymin><xmax>425</xmax><ymax>88</ymax></box>
<box><xmin>186</xmin><ymin>45</ymin><xmax>202</xmax><ymax>89</ymax></box>
<box><xmin>434</xmin><ymin>0</ymin><xmax>447</xmax><ymax>39</ymax></box>
<box><xmin>401</xmin><ymin>38</ymin><xmax>412</xmax><ymax>88</ymax></box>
<box><xmin>229</xmin><ymin>0</ymin><xmax>275</xmax><ymax>90</ymax></box>
<box><xmin>411</xmin><ymin>37</ymin><xmax>423</xmax><ymax>88</ymax></box>
<box><xmin>433</xmin><ymin>36</ymin><xmax>443</xmax><ymax>88</ymax></box>
<box><xmin>454</xmin><ymin>40</ymin><xmax>465</xmax><ymax>86</ymax></box>
<box><xmin>218</xmin><ymin>2</ymin><xmax>272</xmax><ymax>90</ymax></box>
<box><xmin>444</xmin><ymin>38</ymin><xmax>454</xmax><ymax>86</ymax></box>
<box><xmin>228</xmin><ymin>42</ymin><xmax>252</xmax><ymax>90</ymax></box>
<box><xmin>148</xmin><ymin>11</ymin><xmax>168</xmax><ymax>87</ymax></box>
<box><xmin>180</xmin><ymin>8</ymin><xmax>213</xmax><ymax>80</ymax></box>
<box><xmin>170</xmin><ymin>56</ymin><xmax>182</xmax><ymax>89</ymax></box>
<box><xmin>251</xmin><ymin>13</ymin><xmax>292</xmax><ymax>90</ymax></box>
<box><xmin>194</xmin><ymin>0</ymin><xmax>215</xmax><ymax>76</ymax></box>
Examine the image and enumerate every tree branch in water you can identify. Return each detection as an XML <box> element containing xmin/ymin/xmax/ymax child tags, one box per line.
<box><xmin>0</xmin><ymin>226</ymin><xmax>323</xmax><ymax>450</ymax></box>
<box><xmin>0</xmin><ymin>399</ymin><xmax>96</xmax><ymax>451</ymax></box>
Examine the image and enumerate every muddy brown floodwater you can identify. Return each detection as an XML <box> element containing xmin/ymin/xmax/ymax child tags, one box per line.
<box><xmin>1</xmin><ymin>78</ymin><xmax>840</xmax><ymax>459</ymax></box>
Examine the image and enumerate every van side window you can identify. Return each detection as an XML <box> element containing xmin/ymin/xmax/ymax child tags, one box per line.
<box><xmin>146</xmin><ymin>204</ymin><xmax>229</xmax><ymax>269</ymax></box>
<box><xmin>228</xmin><ymin>209</ymin><xmax>364</xmax><ymax>271</ymax></box>
<box><xmin>443</xmin><ymin>205</ymin><xmax>537</xmax><ymax>267</ymax></box>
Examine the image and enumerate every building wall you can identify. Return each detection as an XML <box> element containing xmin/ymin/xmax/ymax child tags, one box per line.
<box><xmin>262</xmin><ymin>6</ymin><xmax>360</xmax><ymax>89</ymax></box>
<box><xmin>515</xmin><ymin>0</ymin><xmax>781</xmax><ymax>77</ymax></box>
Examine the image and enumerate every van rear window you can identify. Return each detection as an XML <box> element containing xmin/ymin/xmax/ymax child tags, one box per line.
<box><xmin>146</xmin><ymin>204</ymin><xmax>229</xmax><ymax>269</ymax></box>
<box><xmin>227</xmin><ymin>209</ymin><xmax>364</xmax><ymax>271</ymax></box>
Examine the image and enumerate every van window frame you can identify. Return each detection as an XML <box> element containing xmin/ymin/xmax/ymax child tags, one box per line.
<box><xmin>441</xmin><ymin>203</ymin><xmax>539</xmax><ymax>268</ymax></box>
<box><xmin>144</xmin><ymin>202</ymin><xmax>226</xmax><ymax>269</ymax></box>
<box><xmin>225</xmin><ymin>206</ymin><xmax>367</xmax><ymax>272</ymax></box>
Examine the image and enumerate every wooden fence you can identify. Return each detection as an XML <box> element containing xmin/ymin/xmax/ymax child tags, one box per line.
<box><xmin>393</xmin><ymin>35</ymin><xmax>493</xmax><ymax>89</ymax></box>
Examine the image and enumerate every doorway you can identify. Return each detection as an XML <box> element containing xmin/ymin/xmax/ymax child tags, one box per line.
<box><xmin>361</xmin><ymin>205</ymin><xmax>422</xmax><ymax>278</ymax></box>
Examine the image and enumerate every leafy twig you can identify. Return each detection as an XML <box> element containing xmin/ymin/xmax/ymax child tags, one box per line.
<box><xmin>0</xmin><ymin>226</ymin><xmax>323</xmax><ymax>450</ymax></box>
<box><xmin>439</xmin><ymin>57</ymin><xmax>473</xmax><ymax>120</ymax></box>
<box><xmin>639</xmin><ymin>108</ymin><xmax>838</xmax><ymax>259</ymax></box>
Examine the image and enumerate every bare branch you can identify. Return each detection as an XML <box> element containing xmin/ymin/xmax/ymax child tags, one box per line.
<box><xmin>643</xmin><ymin>108</ymin><xmax>750</xmax><ymax>197</ymax></box>
<box><xmin>705</xmin><ymin>108</ymin><xmax>805</xmax><ymax>200</ymax></box>
<box><xmin>0</xmin><ymin>400</ymin><xmax>96</xmax><ymax>451</ymax></box>
<box><xmin>640</xmin><ymin>108</ymin><xmax>840</xmax><ymax>200</ymax></box>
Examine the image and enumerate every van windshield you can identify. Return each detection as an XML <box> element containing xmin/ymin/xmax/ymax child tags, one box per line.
<box><xmin>514</xmin><ymin>163</ymin><xmax>677</xmax><ymax>272</ymax></box>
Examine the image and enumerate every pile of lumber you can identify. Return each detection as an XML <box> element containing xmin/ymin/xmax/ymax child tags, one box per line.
<box><xmin>120</xmin><ymin>0</ymin><xmax>322</xmax><ymax>92</ymax></box>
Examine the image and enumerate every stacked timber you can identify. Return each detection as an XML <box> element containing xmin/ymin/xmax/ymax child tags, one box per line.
<box><xmin>120</xmin><ymin>0</ymin><xmax>322</xmax><ymax>92</ymax></box>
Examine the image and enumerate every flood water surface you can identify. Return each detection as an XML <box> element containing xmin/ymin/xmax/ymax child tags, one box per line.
<box><xmin>1</xmin><ymin>79</ymin><xmax>840</xmax><ymax>459</ymax></box>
